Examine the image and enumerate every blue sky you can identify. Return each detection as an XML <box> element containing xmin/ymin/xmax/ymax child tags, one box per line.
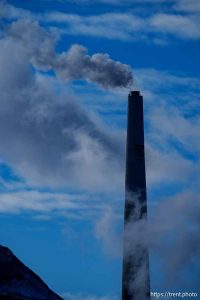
<box><xmin>0</xmin><ymin>0</ymin><xmax>200</xmax><ymax>299</ymax></box>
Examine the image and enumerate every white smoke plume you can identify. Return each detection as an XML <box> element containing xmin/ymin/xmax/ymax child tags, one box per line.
<box><xmin>7</xmin><ymin>19</ymin><xmax>133</xmax><ymax>89</ymax></box>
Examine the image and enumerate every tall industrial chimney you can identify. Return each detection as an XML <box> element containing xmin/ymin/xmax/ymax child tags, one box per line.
<box><xmin>122</xmin><ymin>91</ymin><xmax>150</xmax><ymax>300</ymax></box>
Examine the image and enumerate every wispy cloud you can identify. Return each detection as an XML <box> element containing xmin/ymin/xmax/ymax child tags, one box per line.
<box><xmin>133</xmin><ymin>68</ymin><xmax>200</xmax><ymax>187</ymax></box>
<box><xmin>43</xmin><ymin>0</ymin><xmax>170</xmax><ymax>5</ymax></box>
<box><xmin>0</xmin><ymin>190</ymin><xmax>85</xmax><ymax>214</ymax></box>
<box><xmin>0</xmin><ymin>0</ymin><xmax>31</xmax><ymax>19</ymax></box>
<box><xmin>44</xmin><ymin>11</ymin><xmax>200</xmax><ymax>41</ymax></box>
<box><xmin>45</xmin><ymin>12</ymin><xmax>145</xmax><ymax>41</ymax></box>
<box><xmin>174</xmin><ymin>0</ymin><xmax>200</xmax><ymax>13</ymax></box>
<box><xmin>94</xmin><ymin>207</ymin><xmax>122</xmax><ymax>258</ymax></box>
<box><xmin>150</xmin><ymin>13</ymin><xmax>200</xmax><ymax>40</ymax></box>
<box><xmin>1</xmin><ymin>1</ymin><xmax>200</xmax><ymax>42</ymax></box>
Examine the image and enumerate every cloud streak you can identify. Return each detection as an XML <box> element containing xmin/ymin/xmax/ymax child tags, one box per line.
<box><xmin>0</xmin><ymin>190</ymin><xmax>85</xmax><ymax>214</ymax></box>
<box><xmin>1</xmin><ymin>1</ymin><xmax>200</xmax><ymax>43</ymax></box>
<box><xmin>44</xmin><ymin>12</ymin><xmax>200</xmax><ymax>42</ymax></box>
<box><xmin>174</xmin><ymin>0</ymin><xmax>200</xmax><ymax>13</ymax></box>
<box><xmin>95</xmin><ymin>207</ymin><xmax>122</xmax><ymax>258</ymax></box>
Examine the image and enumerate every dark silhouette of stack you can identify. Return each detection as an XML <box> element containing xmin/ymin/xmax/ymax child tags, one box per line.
<box><xmin>122</xmin><ymin>91</ymin><xmax>150</xmax><ymax>300</ymax></box>
<box><xmin>0</xmin><ymin>245</ymin><xmax>63</xmax><ymax>300</ymax></box>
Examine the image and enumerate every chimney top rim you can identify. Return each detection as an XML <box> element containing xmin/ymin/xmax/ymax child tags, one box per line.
<box><xmin>129</xmin><ymin>90</ymin><xmax>141</xmax><ymax>97</ymax></box>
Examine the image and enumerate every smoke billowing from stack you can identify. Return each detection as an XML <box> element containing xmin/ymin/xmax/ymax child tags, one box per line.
<box><xmin>122</xmin><ymin>91</ymin><xmax>150</xmax><ymax>300</ymax></box>
<box><xmin>8</xmin><ymin>20</ymin><xmax>133</xmax><ymax>89</ymax></box>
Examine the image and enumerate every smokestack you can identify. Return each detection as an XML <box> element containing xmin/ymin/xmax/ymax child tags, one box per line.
<box><xmin>122</xmin><ymin>91</ymin><xmax>150</xmax><ymax>300</ymax></box>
